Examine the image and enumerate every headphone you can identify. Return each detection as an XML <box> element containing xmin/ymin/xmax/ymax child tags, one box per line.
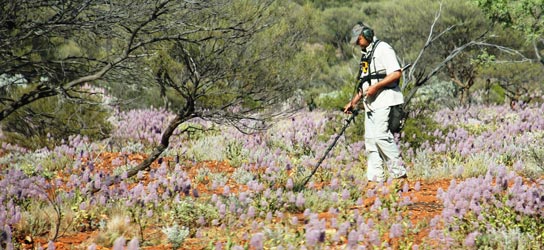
<box><xmin>358</xmin><ymin>21</ymin><xmax>374</xmax><ymax>43</ymax></box>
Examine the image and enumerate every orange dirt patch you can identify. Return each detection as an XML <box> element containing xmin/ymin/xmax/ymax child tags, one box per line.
<box><xmin>404</xmin><ymin>179</ymin><xmax>450</xmax><ymax>246</ymax></box>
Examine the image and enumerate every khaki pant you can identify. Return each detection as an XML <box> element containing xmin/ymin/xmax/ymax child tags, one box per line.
<box><xmin>364</xmin><ymin>106</ymin><xmax>406</xmax><ymax>181</ymax></box>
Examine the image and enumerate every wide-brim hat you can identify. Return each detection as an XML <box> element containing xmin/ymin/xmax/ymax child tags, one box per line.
<box><xmin>350</xmin><ymin>23</ymin><xmax>365</xmax><ymax>45</ymax></box>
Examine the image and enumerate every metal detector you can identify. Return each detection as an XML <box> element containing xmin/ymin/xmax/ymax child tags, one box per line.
<box><xmin>293</xmin><ymin>109</ymin><xmax>359</xmax><ymax>192</ymax></box>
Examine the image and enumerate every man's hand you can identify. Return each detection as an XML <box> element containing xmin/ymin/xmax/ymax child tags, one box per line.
<box><xmin>343</xmin><ymin>102</ymin><xmax>354</xmax><ymax>114</ymax></box>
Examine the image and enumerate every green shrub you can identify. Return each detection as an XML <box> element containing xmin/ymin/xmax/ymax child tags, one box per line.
<box><xmin>1</xmin><ymin>85</ymin><xmax>113</xmax><ymax>150</ymax></box>
<box><xmin>168</xmin><ymin>199</ymin><xmax>219</xmax><ymax>236</ymax></box>
<box><xmin>303</xmin><ymin>190</ymin><xmax>335</xmax><ymax>212</ymax></box>
<box><xmin>314</xmin><ymin>83</ymin><xmax>354</xmax><ymax>111</ymax></box>
<box><xmin>224</xmin><ymin>140</ymin><xmax>247</xmax><ymax>168</ymax></box>
<box><xmin>185</xmin><ymin>135</ymin><xmax>225</xmax><ymax>162</ymax></box>
<box><xmin>231</xmin><ymin>167</ymin><xmax>254</xmax><ymax>185</ymax></box>
<box><xmin>162</xmin><ymin>224</ymin><xmax>190</xmax><ymax>250</ymax></box>
<box><xmin>476</xmin><ymin>228</ymin><xmax>543</xmax><ymax>250</ymax></box>
<box><xmin>402</xmin><ymin>108</ymin><xmax>452</xmax><ymax>150</ymax></box>
<box><xmin>452</xmin><ymin>199</ymin><xmax>544</xmax><ymax>249</ymax></box>
<box><xmin>14</xmin><ymin>195</ymin><xmax>83</xmax><ymax>242</ymax></box>
<box><xmin>410</xmin><ymin>79</ymin><xmax>457</xmax><ymax>109</ymax></box>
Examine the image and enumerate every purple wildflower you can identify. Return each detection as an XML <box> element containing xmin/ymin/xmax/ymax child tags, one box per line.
<box><xmin>291</xmin><ymin>216</ymin><xmax>298</xmax><ymax>225</ymax></box>
<box><xmin>112</xmin><ymin>236</ymin><xmax>125</xmax><ymax>250</ymax></box>
<box><xmin>295</xmin><ymin>193</ymin><xmax>305</xmax><ymax>208</ymax></box>
<box><xmin>464</xmin><ymin>231</ymin><xmax>479</xmax><ymax>247</ymax></box>
<box><xmin>250</xmin><ymin>233</ymin><xmax>265</xmax><ymax>250</ymax></box>
<box><xmin>389</xmin><ymin>223</ymin><xmax>403</xmax><ymax>238</ymax></box>
<box><xmin>347</xmin><ymin>230</ymin><xmax>358</xmax><ymax>248</ymax></box>
<box><xmin>127</xmin><ymin>238</ymin><xmax>139</xmax><ymax>250</ymax></box>
<box><xmin>47</xmin><ymin>241</ymin><xmax>55</xmax><ymax>250</ymax></box>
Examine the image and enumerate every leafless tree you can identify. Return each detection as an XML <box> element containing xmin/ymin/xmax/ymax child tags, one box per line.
<box><xmin>400</xmin><ymin>2</ymin><xmax>532</xmax><ymax>108</ymax></box>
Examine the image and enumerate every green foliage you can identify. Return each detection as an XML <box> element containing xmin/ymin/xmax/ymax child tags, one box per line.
<box><xmin>224</xmin><ymin>140</ymin><xmax>247</xmax><ymax>168</ymax></box>
<box><xmin>298</xmin><ymin>43</ymin><xmax>343</xmax><ymax>91</ymax></box>
<box><xmin>16</xmin><ymin>153</ymin><xmax>73</xmax><ymax>180</ymax></box>
<box><xmin>473</xmin><ymin>0</ymin><xmax>544</xmax><ymax>39</ymax></box>
<box><xmin>161</xmin><ymin>224</ymin><xmax>190</xmax><ymax>250</ymax></box>
<box><xmin>476</xmin><ymin>228</ymin><xmax>543</xmax><ymax>249</ymax></box>
<box><xmin>472</xmin><ymin>0</ymin><xmax>544</xmax><ymax>68</ymax></box>
<box><xmin>410</xmin><ymin>78</ymin><xmax>458</xmax><ymax>110</ymax></box>
<box><xmin>520</xmin><ymin>136</ymin><xmax>544</xmax><ymax>179</ymax></box>
<box><xmin>209</xmin><ymin>172</ymin><xmax>229</xmax><ymax>187</ymax></box>
<box><xmin>303</xmin><ymin>189</ymin><xmax>342</xmax><ymax>212</ymax></box>
<box><xmin>14</xmin><ymin>202</ymin><xmax>53</xmax><ymax>239</ymax></box>
<box><xmin>315</xmin><ymin>7</ymin><xmax>361</xmax><ymax>59</ymax></box>
<box><xmin>296</xmin><ymin>0</ymin><xmax>357</xmax><ymax>10</ymax></box>
<box><xmin>72</xmin><ymin>203</ymin><xmax>104</xmax><ymax>232</ymax></box>
<box><xmin>1</xmin><ymin>85</ymin><xmax>113</xmax><ymax>150</ymax></box>
<box><xmin>168</xmin><ymin>199</ymin><xmax>219</xmax><ymax>232</ymax></box>
<box><xmin>231</xmin><ymin>167</ymin><xmax>255</xmax><ymax>185</ymax></box>
<box><xmin>447</xmin><ymin>197</ymin><xmax>544</xmax><ymax>249</ymax></box>
<box><xmin>402</xmin><ymin>109</ymin><xmax>452</xmax><ymax>151</ymax></box>
<box><xmin>194</xmin><ymin>167</ymin><xmax>212</xmax><ymax>185</ymax></box>
<box><xmin>185</xmin><ymin>135</ymin><xmax>225</xmax><ymax>162</ymax></box>
<box><xmin>317</xmin><ymin>110</ymin><xmax>365</xmax><ymax>145</ymax></box>
<box><xmin>314</xmin><ymin>83</ymin><xmax>354</xmax><ymax>111</ymax></box>
<box><xmin>140</xmin><ymin>1</ymin><xmax>319</xmax><ymax>117</ymax></box>
<box><xmin>352</xmin><ymin>0</ymin><xmax>445</xmax><ymax>63</ymax></box>
<box><xmin>55</xmin><ymin>39</ymin><xmax>84</xmax><ymax>59</ymax></box>
<box><xmin>478</xmin><ymin>61</ymin><xmax>544</xmax><ymax>104</ymax></box>
<box><xmin>487</xmin><ymin>83</ymin><xmax>508</xmax><ymax>104</ymax></box>
<box><xmin>100</xmin><ymin>81</ymin><xmax>180</xmax><ymax>111</ymax></box>
<box><xmin>14</xmin><ymin>192</ymin><xmax>85</xmax><ymax>242</ymax></box>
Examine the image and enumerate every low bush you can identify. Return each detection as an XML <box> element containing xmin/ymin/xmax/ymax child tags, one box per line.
<box><xmin>1</xmin><ymin>85</ymin><xmax>112</xmax><ymax>150</ymax></box>
<box><xmin>430</xmin><ymin>167</ymin><xmax>544</xmax><ymax>249</ymax></box>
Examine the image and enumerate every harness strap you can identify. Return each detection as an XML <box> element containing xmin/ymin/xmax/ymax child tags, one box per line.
<box><xmin>357</xmin><ymin>40</ymin><xmax>399</xmax><ymax>91</ymax></box>
<box><xmin>358</xmin><ymin>40</ymin><xmax>381</xmax><ymax>90</ymax></box>
<box><xmin>359</xmin><ymin>73</ymin><xmax>387</xmax><ymax>85</ymax></box>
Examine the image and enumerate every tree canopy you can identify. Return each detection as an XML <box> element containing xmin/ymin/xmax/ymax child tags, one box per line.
<box><xmin>473</xmin><ymin>0</ymin><xmax>544</xmax><ymax>63</ymax></box>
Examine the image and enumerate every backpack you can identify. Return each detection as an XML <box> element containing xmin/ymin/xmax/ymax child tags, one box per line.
<box><xmin>388</xmin><ymin>104</ymin><xmax>406</xmax><ymax>133</ymax></box>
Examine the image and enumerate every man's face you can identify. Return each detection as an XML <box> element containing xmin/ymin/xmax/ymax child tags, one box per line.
<box><xmin>357</xmin><ymin>35</ymin><xmax>370</xmax><ymax>48</ymax></box>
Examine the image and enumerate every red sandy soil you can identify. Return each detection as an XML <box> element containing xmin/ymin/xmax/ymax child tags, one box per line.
<box><xmin>17</xmin><ymin>153</ymin><xmax>451</xmax><ymax>249</ymax></box>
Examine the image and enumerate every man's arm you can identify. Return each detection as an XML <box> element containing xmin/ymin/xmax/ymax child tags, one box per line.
<box><xmin>365</xmin><ymin>70</ymin><xmax>402</xmax><ymax>96</ymax></box>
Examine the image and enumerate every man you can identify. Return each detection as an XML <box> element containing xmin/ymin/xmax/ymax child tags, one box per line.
<box><xmin>343</xmin><ymin>22</ymin><xmax>407</xmax><ymax>184</ymax></box>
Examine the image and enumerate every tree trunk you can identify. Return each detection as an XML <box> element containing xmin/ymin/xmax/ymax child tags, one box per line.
<box><xmin>484</xmin><ymin>78</ymin><xmax>491</xmax><ymax>104</ymax></box>
<box><xmin>93</xmin><ymin>102</ymin><xmax>195</xmax><ymax>194</ymax></box>
<box><xmin>459</xmin><ymin>86</ymin><xmax>470</xmax><ymax>105</ymax></box>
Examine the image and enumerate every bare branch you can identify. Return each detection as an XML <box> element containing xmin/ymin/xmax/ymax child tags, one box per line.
<box><xmin>404</xmin><ymin>35</ymin><xmax>485</xmax><ymax>106</ymax></box>
<box><xmin>535</xmin><ymin>39</ymin><xmax>544</xmax><ymax>65</ymax></box>
<box><xmin>405</xmin><ymin>1</ymin><xmax>446</xmax><ymax>87</ymax></box>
